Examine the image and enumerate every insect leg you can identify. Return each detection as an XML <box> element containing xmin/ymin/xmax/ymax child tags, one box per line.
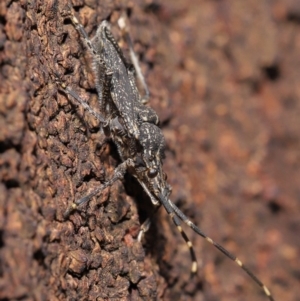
<box><xmin>118</xmin><ymin>13</ymin><xmax>150</xmax><ymax>104</ymax></box>
<box><xmin>66</xmin><ymin>7</ymin><xmax>98</xmax><ymax>56</ymax></box>
<box><xmin>138</xmin><ymin>217</ymin><xmax>152</xmax><ymax>242</ymax></box>
<box><xmin>137</xmin><ymin>204</ymin><xmax>161</xmax><ymax>242</ymax></box>
<box><xmin>64</xmin><ymin>158</ymin><xmax>135</xmax><ymax>218</ymax></box>
<box><xmin>56</xmin><ymin>81</ymin><xmax>106</xmax><ymax>124</ymax></box>
<box><xmin>169</xmin><ymin>200</ymin><xmax>275</xmax><ymax>301</ymax></box>
<box><xmin>66</xmin><ymin>7</ymin><xmax>109</xmax><ymax>107</ymax></box>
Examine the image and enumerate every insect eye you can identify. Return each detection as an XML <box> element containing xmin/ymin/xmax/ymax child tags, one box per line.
<box><xmin>148</xmin><ymin>168</ymin><xmax>158</xmax><ymax>178</ymax></box>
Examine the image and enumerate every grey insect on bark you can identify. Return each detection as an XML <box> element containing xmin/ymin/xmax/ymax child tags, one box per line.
<box><xmin>54</xmin><ymin>5</ymin><xmax>275</xmax><ymax>301</ymax></box>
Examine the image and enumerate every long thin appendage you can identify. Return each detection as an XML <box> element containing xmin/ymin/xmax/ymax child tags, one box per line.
<box><xmin>118</xmin><ymin>14</ymin><xmax>150</xmax><ymax>103</ymax></box>
<box><xmin>67</xmin><ymin>8</ymin><xmax>98</xmax><ymax>57</ymax></box>
<box><xmin>138</xmin><ymin>217</ymin><xmax>152</xmax><ymax>242</ymax></box>
<box><xmin>137</xmin><ymin>204</ymin><xmax>161</xmax><ymax>242</ymax></box>
<box><xmin>169</xmin><ymin>200</ymin><xmax>275</xmax><ymax>301</ymax></box>
<box><xmin>157</xmin><ymin>194</ymin><xmax>198</xmax><ymax>275</ymax></box>
<box><xmin>66</xmin><ymin>8</ymin><xmax>108</xmax><ymax>105</ymax></box>
<box><xmin>57</xmin><ymin>81</ymin><xmax>106</xmax><ymax>123</ymax></box>
<box><xmin>64</xmin><ymin>159</ymin><xmax>133</xmax><ymax>218</ymax></box>
<box><xmin>169</xmin><ymin>212</ymin><xmax>198</xmax><ymax>275</ymax></box>
<box><xmin>137</xmin><ymin>203</ymin><xmax>198</xmax><ymax>276</ymax></box>
<box><xmin>63</xmin><ymin>175</ymin><xmax>114</xmax><ymax>219</ymax></box>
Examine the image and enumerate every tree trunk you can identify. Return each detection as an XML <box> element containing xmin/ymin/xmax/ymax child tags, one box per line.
<box><xmin>1</xmin><ymin>0</ymin><xmax>299</xmax><ymax>301</ymax></box>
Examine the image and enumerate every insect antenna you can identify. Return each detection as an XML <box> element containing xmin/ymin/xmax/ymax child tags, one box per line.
<box><xmin>156</xmin><ymin>193</ymin><xmax>198</xmax><ymax>276</ymax></box>
<box><xmin>169</xmin><ymin>212</ymin><xmax>198</xmax><ymax>276</ymax></box>
<box><xmin>168</xmin><ymin>199</ymin><xmax>275</xmax><ymax>301</ymax></box>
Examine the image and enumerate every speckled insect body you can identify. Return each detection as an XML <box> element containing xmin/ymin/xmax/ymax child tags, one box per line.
<box><xmin>91</xmin><ymin>20</ymin><xmax>169</xmax><ymax>208</ymax></box>
<box><xmin>57</xmin><ymin>7</ymin><xmax>275</xmax><ymax>301</ymax></box>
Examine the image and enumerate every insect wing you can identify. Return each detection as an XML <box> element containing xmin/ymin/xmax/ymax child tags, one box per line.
<box><xmin>100</xmin><ymin>25</ymin><xmax>139</xmax><ymax>137</ymax></box>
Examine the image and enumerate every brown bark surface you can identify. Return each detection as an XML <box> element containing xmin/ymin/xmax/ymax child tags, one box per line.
<box><xmin>0</xmin><ymin>0</ymin><xmax>299</xmax><ymax>300</ymax></box>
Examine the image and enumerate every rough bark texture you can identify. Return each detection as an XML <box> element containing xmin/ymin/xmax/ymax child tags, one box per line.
<box><xmin>0</xmin><ymin>0</ymin><xmax>299</xmax><ymax>300</ymax></box>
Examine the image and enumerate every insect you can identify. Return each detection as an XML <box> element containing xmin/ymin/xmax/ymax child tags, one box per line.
<box><xmin>56</xmin><ymin>6</ymin><xmax>275</xmax><ymax>301</ymax></box>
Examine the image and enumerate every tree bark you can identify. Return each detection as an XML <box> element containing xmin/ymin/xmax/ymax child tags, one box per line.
<box><xmin>1</xmin><ymin>0</ymin><xmax>299</xmax><ymax>301</ymax></box>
